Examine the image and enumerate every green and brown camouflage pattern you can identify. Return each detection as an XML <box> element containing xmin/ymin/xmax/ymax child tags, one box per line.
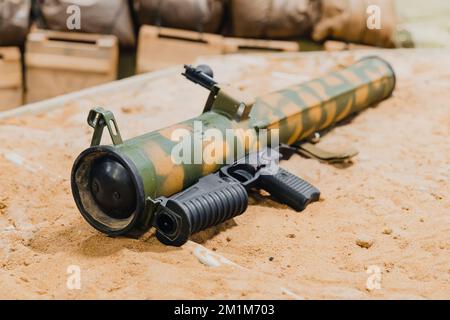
<box><xmin>113</xmin><ymin>57</ymin><xmax>395</xmax><ymax>201</ymax></box>
<box><xmin>250</xmin><ymin>57</ymin><xmax>396</xmax><ymax>144</ymax></box>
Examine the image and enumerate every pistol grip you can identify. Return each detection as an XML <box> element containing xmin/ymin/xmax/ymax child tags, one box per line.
<box><xmin>258</xmin><ymin>168</ymin><xmax>320</xmax><ymax>212</ymax></box>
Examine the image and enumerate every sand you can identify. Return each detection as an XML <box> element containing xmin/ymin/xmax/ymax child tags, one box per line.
<box><xmin>0</xmin><ymin>49</ymin><xmax>448</xmax><ymax>299</ymax></box>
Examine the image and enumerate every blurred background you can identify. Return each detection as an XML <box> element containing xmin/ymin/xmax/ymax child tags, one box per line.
<box><xmin>0</xmin><ymin>0</ymin><xmax>449</xmax><ymax>110</ymax></box>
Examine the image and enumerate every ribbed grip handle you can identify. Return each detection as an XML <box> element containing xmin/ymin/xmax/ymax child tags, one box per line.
<box><xmin>259</xmin><ymin>167</ymin><xmax>320</xmax><ymax>211</ymax></box>
<box><xmin>177</xmin><ymin>177</ymin><xmax>248</xmax><ymax>234</ymax></box>
<box><xmin>155</xmin><ymin>174</ymin><xmax>248</xmax><ymax>246</ymax></box>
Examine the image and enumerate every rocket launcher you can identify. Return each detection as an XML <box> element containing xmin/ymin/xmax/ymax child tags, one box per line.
<box><xmin>71</xmin><ymin>56</ymin><xmax>395</xmax><ymax>246</ymax></box>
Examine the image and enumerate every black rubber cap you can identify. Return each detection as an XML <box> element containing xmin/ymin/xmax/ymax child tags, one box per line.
<box><xmin>90</xmin><ymin>157</ymin><xmax>137</xmax><ymax>219</ymax></box>
<box><xmin>155</xmin><ymin>213</ymin><xmax>178</xmax><ymax>235</ymax></box>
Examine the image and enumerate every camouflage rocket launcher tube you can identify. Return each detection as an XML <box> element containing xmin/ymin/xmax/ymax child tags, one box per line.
<box><xmin>71</xmin><ymin>56</ymin><xmax>395</xmax><ymax>237</ymax></box>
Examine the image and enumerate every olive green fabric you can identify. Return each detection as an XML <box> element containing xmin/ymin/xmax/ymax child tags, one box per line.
<box><xmin>297</xmin><ymin>142</ymin><xmax>359</xmax><ymax>163</ymax></box>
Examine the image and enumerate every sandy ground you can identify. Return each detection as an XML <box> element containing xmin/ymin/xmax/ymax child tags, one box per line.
<box><xmin>0</xmin><ymin>49</ymin><xmax>449</xmax><ymax>299</ymax></box>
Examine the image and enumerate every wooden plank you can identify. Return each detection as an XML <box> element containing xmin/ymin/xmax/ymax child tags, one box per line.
<box><xmin>223</xmin><ymin>37</ymin><xmax>299</xmax><ymax>53</ymax></box>
<box><xmin>136</xmin><ymin>25</ymin><xmax>223</xmax><ymax>73</ymax></box>
<box><xmin>25</xmin><ymin>29</ymin><xmax>118</xmax><ymax>103</ymax></box>
<box><xmin>26</xmin><ymin>54</ymin><xmax>113</xmax><ymax>74</ymax></box>
<box><xmin>0</xmin><ymin>47</ymin><xmax>21</xmax><ymax>61</ymax></box>
<box><xmin>0</xmin><ymin>47</ymin><xmax>23</xmax><ymax>111</ymax></box>
<box><xmin>324</xmin><ymin>40</ymin><xmax>378</xmax><ymax>51</ymax></box>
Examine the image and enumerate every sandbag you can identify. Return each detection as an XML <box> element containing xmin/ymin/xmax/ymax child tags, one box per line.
<box><xmin>230</xmin><ymin>0</ymin><xmax>321</xmax><ymax>39</ymax></box>
<box><xmin>312</xmin><ymin>0</ymin><xmax>397</xmax><ymax>47</ymax></box>
<box><xmin>36</xmin><ymin>0</ymin><xmax>136</xmax><ymax>47</ymax></box>
<box><xmin>0</xmin><ymin>0</ymin><xmax>31</xmax><ymax>46</ymax></box>
<box><xmin>134</xmin><ymin>0</ymin><xmax>225</xmax><ymax>33</ymax></box>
